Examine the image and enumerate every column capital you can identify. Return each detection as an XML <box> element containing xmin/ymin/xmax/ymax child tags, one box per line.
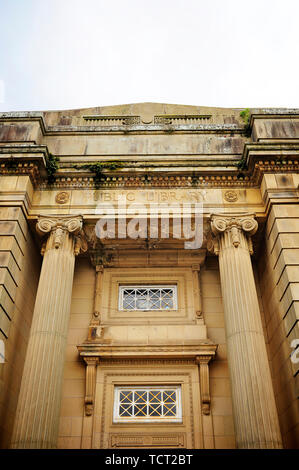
<box><xmin>208</xmin><ymin>213</ymin><xmax>258</xmax><ymax>254</ymax></box>
<box><xmin>36</xmin><ymin>215</ymin><xmax>87</xmax><ymax>255</ymax></box>
<box><xmin>37</xmin><ymin>214</ymin><xmax>84</xmax><ymax>236</ymax></box>
<box><xmin>211</xmin><ymin>213</ymin><xmax>258</xmax><ymax>237</ymax></box>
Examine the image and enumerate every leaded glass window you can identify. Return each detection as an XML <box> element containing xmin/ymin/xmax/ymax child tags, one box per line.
<box><xmin>119</xmin><ymin>286</ymin><xmax>177</xmax><ymax>311</ymax></box>
<box><xmin>113</xmin><ymin>386</ymin><xmax>182</xmax><ymax>422</ymax></box>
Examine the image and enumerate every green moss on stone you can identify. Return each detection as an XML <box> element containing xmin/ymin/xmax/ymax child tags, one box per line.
<box><xmin>46</xmin><ymin>153</ymin><xmax>60</xmax><ymax>184</ymax></box>
<box><xmin>74</xmin><ymin>161</ymin><xmax>125</xmax><ymax>188</ymax></box>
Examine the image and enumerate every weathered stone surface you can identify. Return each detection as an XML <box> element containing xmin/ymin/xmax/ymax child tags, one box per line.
<box><xmin>0</xmin><ymin>103</ymin><xmax>298</xmax><ymax>449</ymax></box>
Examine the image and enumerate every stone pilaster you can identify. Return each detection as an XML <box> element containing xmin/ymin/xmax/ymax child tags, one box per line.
<box><xmin>10</xmin><ymin>215</ymin><xmax>86</xmax><ymax>449</ymax></box>
<box><xmin>208</xmin><ymin>213</ymin><xmax>282</xmax><ymax>449</ymax></box>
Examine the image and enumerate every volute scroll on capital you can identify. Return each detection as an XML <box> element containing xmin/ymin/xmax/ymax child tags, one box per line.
<box><xmin>36</xmin><ymin>215</ymin><xmax>88</xmax><ymax>255</ymax></box>
<box><xmin>208</xmin><ymin>213</ymin><xmax>258</xmax><ymax>255</ymax></box>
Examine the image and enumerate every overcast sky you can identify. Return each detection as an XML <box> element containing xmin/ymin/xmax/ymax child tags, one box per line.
<box><xmin>0</xmin><ymin>0</ymin><xmax>298</xmax><ymax>112</ymax></box>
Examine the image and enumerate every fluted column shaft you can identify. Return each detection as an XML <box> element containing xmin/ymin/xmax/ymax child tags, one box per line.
<box><xmin>10</xmin><ymin>215</ymin><xmax>86</xmax><ymax>449</ymax></box>
<box><xmin>209</xmin><ymin>213</ymin><xmax>282</xmax><ymax>449</ymax></box>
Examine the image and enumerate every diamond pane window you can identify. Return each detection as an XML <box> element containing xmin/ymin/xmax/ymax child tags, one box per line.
<box><xmin>113</xmin><ymin>386</ymin><xmax>182</xmax><ymax>422</ymax></box>
<box><xmin>119</xmin><ymin>286</ymin><xmax>177</xmax><ymax>311</ymax></box>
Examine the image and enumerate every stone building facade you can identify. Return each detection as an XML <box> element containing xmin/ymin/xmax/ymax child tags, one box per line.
<box><xmin>0</xmin><ymin>103</ymin><xmax>298</xmax><ymax>449</ymax></box>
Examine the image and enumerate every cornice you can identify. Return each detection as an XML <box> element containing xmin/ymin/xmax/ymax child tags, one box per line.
<box><xmin>0</xmin><ymin>143</ymin><xmax>48</xmax><ymax>185</ymax></box>
<box><xmin>0</xmin><ymin>140</ymin><xmax>298</xmax><ymax>190</ymax></box>
<box><xmin>0</xmin><ymin>143</ymin><xmax>50</xmax><ymax>158</ymax></box>
<box><xmin>37</xmin><ymin>163</ymin><xmax>299</xmax><ymax>191</ymax></box>
<box><xmin>249</xmin><ymin>108</ymin><xmax>299</xmax><ymax>126</ymax></box>
<box><xmin>242</xmin><ymin>142</ymin><xmax>299</xmax><ymax>186</ymax></box>
<box><xmin>243</xmin><ymin>142</ymin><xmax>299</xmax><ymax>162</ymax></box>
<box><xmin>0</xmin><ymin>114</ymin><xmax>47</xmax><ymax>135</ymax></box>
<box><xmin>77</xmin><ymin>341</ymin><xmax>218</xmax><ymax>360</ymax></box>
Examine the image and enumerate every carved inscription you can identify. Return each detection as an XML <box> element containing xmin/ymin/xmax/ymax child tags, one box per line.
<box><xmin>94</xmin><ymin>189</ymin><xmax>205</xmax><ymax>203</ymax></box>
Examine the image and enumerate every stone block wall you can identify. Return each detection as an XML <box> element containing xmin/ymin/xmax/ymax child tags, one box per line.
<box><xmin>0</xmin><ymin>201</ymin><xmax>41</xmax><ymax>447</ymax></box>
<box><xmin>258</xmin><ymin>178</ymin><xmax>299</xmax><ymax>447</ymax></box>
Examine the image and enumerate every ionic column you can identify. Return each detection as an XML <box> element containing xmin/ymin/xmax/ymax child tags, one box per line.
<box><xmin>10</xmin><ymin>215</ymin><xmax>87</xmax><ymax>449</ymax></box>
<box><xmin>208</xmin><ymin>213</ymin><xmax>282</xmax><ymax>449</ymax></box>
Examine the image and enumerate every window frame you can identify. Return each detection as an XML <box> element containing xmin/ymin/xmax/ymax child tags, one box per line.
<box><xmin>118</xmin><ymin>285</ymin><xmax>178</xmax><ymax>312</ymax></box>
<box><xmin>113</xmin><ymin>385</ymin><xmax>183</xmax><ymax>423</ymax></box>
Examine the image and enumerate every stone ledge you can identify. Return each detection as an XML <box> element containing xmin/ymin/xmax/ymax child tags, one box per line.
<box><xmin>77</xmin><ymin>341</ymin><xmax>217</xmax><ymax>360</ymax></box>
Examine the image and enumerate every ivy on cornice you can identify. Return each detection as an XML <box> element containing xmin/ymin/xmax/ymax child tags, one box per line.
<box><xmin>45</xmin><ymin>153</ymin><xmax>60</xmax><ymax>184</ymax></box>
<box><xmin>73</xmin><ymin>161</ymin><xmax>125</xmax><ymax>188</ymax></box>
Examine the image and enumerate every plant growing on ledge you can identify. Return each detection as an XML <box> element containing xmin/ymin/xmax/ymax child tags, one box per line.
<box><xmin>46</xmin><ymin>153</ymin><xmax>60</xmax><ymax>184</ymax></box>
<box><xmin>237</xmin><ymin>157</ymin><xmax>248</xmax><ymax>171</ymax></box>
<box><xmin>75</xmin><ymin>161</ymin><xmax>125</xmax><ymax>187</ymax></box>
<box><xmin>240</xmin><ymin>108</ymin><xmax>251</xmax><ymax>137</ymax></box>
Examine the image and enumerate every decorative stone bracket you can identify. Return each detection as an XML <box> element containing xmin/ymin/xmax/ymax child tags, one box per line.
<box><xmin>83</xmin><ymin>356</ymin><xmax>99</xmax><ymax>416</ymax></box>
<box><xmin>196</xmin><ymin>355</ymin><xmax>213</xmax><ymax>415</ymax></box>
